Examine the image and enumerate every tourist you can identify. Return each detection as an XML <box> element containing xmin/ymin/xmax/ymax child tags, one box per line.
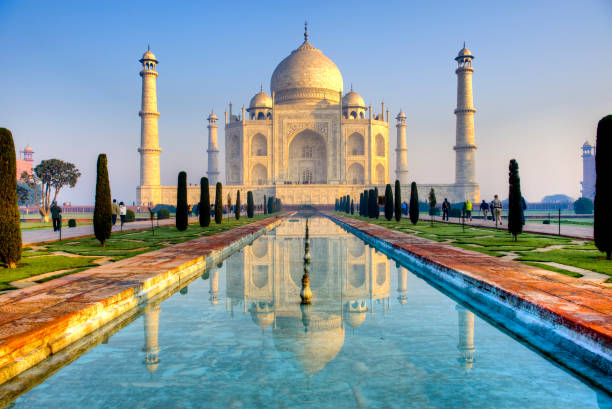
<box><xmin>111</xmin><ymin>199</ymin><xmax>120</xmax><ymax>226</ymax></box>
<box><xmin>465</xmin><ymin>199</ymin><xmax>473</xmax><ymax>222</ymax></box>
<box><xmin>50</xmin><ymin>201</ymin><xmax>62</xmax><ymax>231</ymax></box>
<box><xmin>480</xmin><ymin>200</ymin><xmax>489</xmax><ymax>220</ymax></box>
<box><xmin>119</xmin><ymin>201</ymin><xmax>127</xmax><ymax>230</ymax></box>
<box><xmin>492</xmin><ymin>195</ymin><xmax>502</xmax><ymax>225</ymax></box>
<box><xmin>442</xmin><ymin>198</ymin><xmax>450</xmax><ymax>221</ymax></box>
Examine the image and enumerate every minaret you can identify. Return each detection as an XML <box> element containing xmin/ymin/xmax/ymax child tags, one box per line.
<box><xmin>454</xmin><ymin>44</ymin><xmax>477</xmax><ymax>189</ymax></box>
<box><xmin>396</xmin><ymin>266</ymin><xmax>408</xmax><ymax>304</ymax></box>
<box><xmin>207</xmin><ymin>112</ymin><xmax>220</xmax><ymax>185</ymax></box>
<box><xmin>456</xmin><ymin>304</ymin><xmax>475</xmax><ymax>371</ymax></box>
<box><xmin>143</xmin><ymin>305</ymin><xmax>161</xmax><ymax>373</ymax></box>
<box><xmin>209</xmin><ymin>268</ymin><xmax>219</xmax><ymax>306</ymax></box>
<box><xmin>581</xmin><ymin>141</ymin><xmax>595</xmax><ymax>200</ymax></box>
<box><xmin>395</xmin><ymin>111</ymin><xmax>409</xmax><ymax>185</ymax></box>
<box><xmin>138</xmin><ymin>47</ymin><xmax>161</xmax><ymax>201</ymax></box>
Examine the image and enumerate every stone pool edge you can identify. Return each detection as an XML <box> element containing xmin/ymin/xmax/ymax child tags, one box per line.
<box><xmin>0</xmin><ymin>215</ymin><xmax>288</xmax><ymax>386</ymax></box>
<box><xmin>325</xmin><ymin>212</ymin><xmax>612</xmax><ymax>390</ymax></box>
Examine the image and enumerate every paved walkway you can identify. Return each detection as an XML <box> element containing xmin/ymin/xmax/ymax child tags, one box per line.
<box><xmin>21</xmin><ymin>218</ymin><xmax>194</xmax><ymax>246</ymax></box>
<box><xmin>0</xmin><ymin>215</ymin><xmax>285</xmax><ymax>388</ymax></box>
<box><xmin>327</xmin><ymin>212</ymin><xmax>611</xmax><ymax>381</ymax></box>
<box><xmin>427</xmin><ymin>215</ymin><xmax>594</xmax><ymax>240</ymax></box>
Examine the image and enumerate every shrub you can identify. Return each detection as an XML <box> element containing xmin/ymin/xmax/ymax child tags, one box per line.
<box><xmin>595</xmin><ymin>115</ymin><xmax>612</xmax><ymax>259</ymax></box>
<box><xmin>394</xmin><ymin>180</ymin><xmax>401</xmax><ymax>222</ymax></box>
<box><xmin>573</xmin><ymin>197</ymin><xmax>593</xmax><ymax>214</ymax></box>
<box><xmin>93</xmin><ymin>154</ymin><xmax>112</xmax><ymax>246</ymax></box>
<box><xmin>450</xmin><ymin>207</ymin><xmax>462</xmax><ymax>218</ymax></box>
<box><xmin>214</xmin><ymin>182</ymin><xmax>223</xmax><ymax>224</ymax></box>
<box><xmin>235</xmin><ymin>190</ymin><xmax>241</xmax><ymax>220</ymax></box>
<box><xmin>384</xmin><ymin>184</ymin><xmax>393</xmax><ymax>220</ymax></box>
<box><xmin>157</xmin><ymin>209</ymin><xmax>170</xmax><ymax>220</ymax></box>
<box><xmin>508</xmin><ymin>159</ymin><xmax>523</xmax><ymax>241</ymax></box>
<box><xmin>0</xmin><ymin>128</ymin><xmax>22</xmax><ymax>267</ymax></box>
<box><xmin>247</xmin><ymin>191</ymin><xmax>254</xmax><ymax>218</ymax></box>
<box><xmin>374</xmin><ymin>187</ymin><xmax>380</xmax><ymax>219</ymax></box>
<box><xmin>152</xmin><ymin>204</ymin><xmax>176</xmax><ymax>214</ymax></box>
<box><xmin>543</xmin><ymin>220</ymin><xmax>551</xmax><ymax>225</ymax></box>
<box><xmin>350</xmin><ymin>199</ymin><xmax>354</xmax><ymax>214</ymax></box>
<box><xmin>68</xmin><ymin>219</ymin><xmax>77</xmax><ymax>228</ymax></box>
<box><xmin>409</xmin><ymin>182</ymin><xmax>419</xmax><ymax>225</ymax></box>
<box><xmin>176</xmin><ymin>171</ymin><xmax>188</xmax><ymax>231</ymax></box>
<box><xmin>200</xmin><ymin>177</ymin><xmax>211</xmax><ymax>227</ymax></box>
<box><xmin>125</xmin><ymin>209</ymin><xmax>135</xmax><ymax>222</ymax></box>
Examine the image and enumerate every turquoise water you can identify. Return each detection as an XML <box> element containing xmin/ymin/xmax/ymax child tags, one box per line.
<box><xmin>7</xmin><ymin>217</ymin><xmax>611</xmax><ymax>408</ymax></box>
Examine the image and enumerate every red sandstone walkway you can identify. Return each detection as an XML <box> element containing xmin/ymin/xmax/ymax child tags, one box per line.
<box><xmin>328</xmin><ymin>213</ymin><xmax>612</xmax><ymax>361</ymax></box>
<box><xmin>0</xmin><ymin>215</ymin><xmax>284</xmax><ymax>385</ymax></box>
<box><xmin>426</xmin><ymin>215</ymin><xmax>594</xmax><ymax>240</ymax></box>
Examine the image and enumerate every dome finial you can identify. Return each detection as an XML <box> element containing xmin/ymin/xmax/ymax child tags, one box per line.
<box><xmin>304</xmin><ymin>21</ymin><xmax>309</xmax><ymax>42</ymax></box>
<box><xmin>148</xmin><ymin>43</ymin><xmax>151</xmax><ymax>51</ymax></box>
<box><xmin>350</xmin><ymin>83</ymin><xmax>353</xmax><ymax>92</ymax></box>
<box><xmin>463</xmin><ymin>41</ymin><xmax>466</xmax><ymax>48</ymax></box>
<box><xmin>260</xmin><ymin>84</ymin><xmax>263</xmax><ymax>92</ymax></box>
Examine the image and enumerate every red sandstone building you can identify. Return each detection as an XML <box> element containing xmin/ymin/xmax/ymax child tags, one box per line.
<box><xmin>16</xmin><ymin>145</ymin><xmax>34</xmax><ymax>180</ymax></box>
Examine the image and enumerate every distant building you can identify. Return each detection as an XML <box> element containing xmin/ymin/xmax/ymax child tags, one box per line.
<box><xmin>581</xmin><ymin>141</ymin><xmax>595</xmax><ymax>200</ymax></box>
<box><xmin>16</xmin><ymin>145</ymin><xmax>34</xmax><ymax>180</ymax></box>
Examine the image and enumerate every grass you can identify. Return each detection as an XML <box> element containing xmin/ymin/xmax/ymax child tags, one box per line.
<box><xmin>0</xmin><ymin>214</ymin><xmax>275</xmax><ymax>290</ymax></box>
<box><xmin>335</xmin><ymin>212</ymin><xmax>611</xmax><ymax>279</ymax></box>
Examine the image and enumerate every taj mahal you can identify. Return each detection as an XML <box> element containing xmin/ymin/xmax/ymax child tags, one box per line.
<box><xmin>136</xmin><ymin>25</ymin><xmax>479</xmax><ymax>206</ymax></box>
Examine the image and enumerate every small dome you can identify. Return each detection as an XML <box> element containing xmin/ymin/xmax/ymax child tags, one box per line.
<box><xmin>207</xmin><ymin>112</ymin><xmax>217</xmax><ymax>121</ymax></box>
<box><xmin>342</xmin><ymin>90</ymin><xmax>365</xmax><ymax>108</ymax></box>
<box><xmin>396</xmin><ymin>111</ymin><xmax>406</xmax><ymax>120</ymax></box>
<box><xmin>24</xmin><ymin>145</ymin><xmax>33</xmax><ymax>152</ymax></box>
<box><xmin>249</xmin><ymin>90</ymin><xmax>272</xmax><ymax>109</ymax></box>
<box><xmin>140</xmin><ymin>48</ymin><xmax>158</xmax><ymax>63</ymax></box>
<box><xmin>582</xmin><ymin>141</ymin><xmax>593</xmax><ymax>148</ymax></box>
<box><xmin>343</xmin><ymin>311</ymin><xmax>366</xmax><ymax>329</ymax></box>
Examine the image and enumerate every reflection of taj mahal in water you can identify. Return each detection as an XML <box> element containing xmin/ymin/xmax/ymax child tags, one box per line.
<box><xmin>141</xmin><ymin>219</ymin><xmax>476</xmax><ymax>376</ymax></box>
<box><xmin>136</xmin><ymin>24</ymin><xmax>480</xmax><ymax>206</ymax></box>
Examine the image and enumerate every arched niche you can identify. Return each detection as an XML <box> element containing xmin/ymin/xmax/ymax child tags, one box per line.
<box><xmin>375</xmin><ymin>164</ymin><xmax>385</xmax><ymax>185</ymax></box>
<box><xmin>347</xmin><ymin>163</ymin><xmax>365</xmax><ymax>185</ymax></box>
<box><xmin>251</xmin><ymin>133</ymin><xmax>267</xmax><ymax>156</ymax></box>
<box><xmin>375</xmin><ymin>134</ymin><xmax>385</xmax><ymax>157</ymax></box>
<box><xmin>348</xmin><ymin>132</ymin><xmax>364</xmax><ymax>155</ymax></box>
<box><xmin>251</xmin><ymin>164</ymin><xmax>267</xmax><ymax>185</ymax></box>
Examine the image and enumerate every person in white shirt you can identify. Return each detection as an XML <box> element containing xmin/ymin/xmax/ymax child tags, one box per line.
<box><xmin>119</xmin><ymin>202</ymin><xmax>127</xmax><ymax>230</ymax></box>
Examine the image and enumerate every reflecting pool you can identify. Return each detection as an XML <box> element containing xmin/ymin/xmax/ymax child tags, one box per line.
<box><xmin>6</xmin><ymin>217</ymin><xmax>611</xmax><ymax>408</ymax></box>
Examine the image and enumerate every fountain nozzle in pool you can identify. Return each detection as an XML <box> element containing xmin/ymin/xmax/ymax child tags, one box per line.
<box><xmin>300</xmin><ymin>218</ymin><xmax>312</xmax><ymax>305</ymax></box>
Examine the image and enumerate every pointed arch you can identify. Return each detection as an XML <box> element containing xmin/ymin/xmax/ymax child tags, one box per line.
<box><xmin>250</xmin><ymin>133</ymin><xmax>267</xmax><ymax>156</ymax></box>
<box><xmin>375</xmin><ymin>134</ymin><xmax>385</xmax><ymax>157</ymax></box>
<box><xmin>348</xmin><ymin>132</ymin><xmax>365</xmax><ymax>155</ymax></box>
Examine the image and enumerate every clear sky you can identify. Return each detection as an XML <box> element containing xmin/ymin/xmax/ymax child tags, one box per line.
<box><xmin>1</xmin><ymin>0</ymin><xmax>611</xmax><ymax>205</ymax></box>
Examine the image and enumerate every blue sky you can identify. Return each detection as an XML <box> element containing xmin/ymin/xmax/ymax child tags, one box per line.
<box><xmin>1</xmin><ymin>0</ymin><xmax>611</xmax><ymax>204</ymax></box>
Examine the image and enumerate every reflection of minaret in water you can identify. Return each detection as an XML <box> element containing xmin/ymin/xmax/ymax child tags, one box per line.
<box><xmin>456</xmin><ymin>304</ymin><xmax>475</xmax><ymax>370</ymax></box>
<box><xmin>209</xmin><ymin>268</ymin><xmax>219</xmax><ymax>305</ymax></box>
<box><xmin>397</xmin><ymin>266</ymin><xmax>408</xmax><ymax>304</ymax></box>
<box><xmin>143</xmin><ymin>305</ymin><xmax>161</xmax><ymax>373</ymax></box>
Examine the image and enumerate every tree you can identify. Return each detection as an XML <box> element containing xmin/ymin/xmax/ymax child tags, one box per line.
<box><xmin>235</xmin><ymin>190</ymin><xmax>241</xmax><ymax>220</ymax></box>
<box><xmin>368</xmin><ymin>189</ymin><xmax>375</xmax><ymax>218</ymax></box>
<box><xmin>214</xmin><ymin>182</ymin><xmax>223</xmax><ymax>224</ymax></box>
<box><xmin>267</xmin><ymin>196</ymin><xmax>273</xmax><ymax>214</ymax></box>
<box><xmin>374</xmin><ymin>187</ymin><xmax>380</xmax><ymax>219</ymax></box>
<box><xmin>409</xmin><ymin>182</ymin><xmax>419</xmax><ymax>225</ymax></box>
<box><xmin>363</xmin><ymin>190</ymin><xmax>369</xmax><ymax>217</ymax></box>
<box><xmin>263</xmin><ymin>195</ymin><xmax>267</xmax><ymax>215</ymax></box>
<box><xmin>384</xmin><ymin>184</ymin><xmax>393</xmax><ymax>220</ymax></box>
<box><xmin>247</xmin><ymin>191</ymin><xmax>254</xmax><ymax>218</ymax></box>
<box><xmin>176</xmin><ymin>171</ymin><xmax>188</xmax><ymax>231</ymax></box>
<box><xmin>34</xmin><ymin>159</ymin><xmax>81</xmax><ymax>221</ymax></box>
<box><xmin>335</xmin><ymin>198</ymin><xmax>339</xmax><ymax>211</ymax></box>
<box><xmin>573</xmin><ymin>197</ymin><xmax>594</xmax><ymax>215</ymax></box>
<box><xmin>359</xmin><ymin>193</ymin><xmax>364</xmax><ymax>216</ymax></box>
<box><xmin>350</xmin><ymin>199</ymin><xmax>354</xmax><ymax>214</ymax></box>
<box><xmin>428</xmin><ymin>188</ymin><xmax>437</xmax><ymax>226</ymax></box>
<box><xmin>20</xmin><ymin>171</ymin><xmax>41</xmax><ymax>207</ymax></box>
<box><xmin>394</xmin><ymin>180</ymin><xmax>402</xmax><ymax>222</ymax></box>
<box><xmin>93</xmin><ymin>154</ymin><xmax>112</xmax><ymax>246</ymax></box>
<box><xmin>595</xmin><ymin>115</ymin><xmax>612</xmax><ymax>259</ymax></box>
<box><xmin>0</xmin><ymin>128</ymin><xmax>22</xmax><ymax>268</ymax></box>
<box><xmin>226</xmin><ymin>193</ymin><xmax>232</xmax><ymax>219</ymax></box>
<box><xmin>345</xmin><ymin>195</ymin><xmax>351</xmax><ymax>213</ymax></box>
<box><xmin>508</xmin><ymin>159</ymin><xmax>523</xmax><ymax>241</ymax></box>
<box><xmin>199</xmin><ymin>177</ymin><xmax>210</xmax><ymax>227</ymax></box>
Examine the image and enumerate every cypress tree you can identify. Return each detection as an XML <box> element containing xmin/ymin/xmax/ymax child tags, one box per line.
<box><xmin>346</xmin><ymin>195</ymin><xmax>351</xmax><ymax>213</ymax></box>
<box><xmin>374</xmin><ymin>187</ymin><xmax>380</xmax><ymax>219</ymax></box>
<box><xmin>94</xmin><ymin>153</ymin><xmax>112</xmax><ymax>246</ymax></box>
<box><xmin>176</xmin><ymin>171</ymin><xmax>188</xmax><ymax>231</ymax></box>
<box><xmin>409</xmin><ymin>182</ymin><xmax>419</xmax><ymax>225</ymax></box>
<box><xmin>394</xmin><ymin>180</ymin><xmax>401</xmax><ymax>222</ymax></box>
<box><xmin>363</xmin><ymin>190</ymin><xmax>369</xmax><ymax>217</ymax></box>
<box><xmin>0</xmin><ymin>128</ymin><xmax>22</xmax><ymax>267</ymax></box>
<box><xmin>199</xmin><ymin>177</ymin><xmax>210</xmax><ymax>227</ymax></box>
<box><xmin>508</xmin><ymin>159</ymin><xmax>523</xmax><ymax>241</ymax></box>
<box><xmin>384</xmin><ymin>184</ymin><xmax>393</xmax><ymax>220</ymax></box>
<box><xmin>235</xmin><ymin>190</ymin><xmax>241</xmax><ymax>220</ymax></box>
<box><xmin>595</xmin><ymin>115</ymin><xmax>612</xmax><ymax>259</ymax></box>
<box><xmin>359</xmin><ymin>193</ymin><xmax>364</xmax><ymax>216</ymax></box>
<box><xmin>214</xmin><ymin>182</ymin><xmax>223</xmax><ymax>224</ymax></box>
<box><xmin>263</xmin><ymin>195</ymin><xmax>267</xmax><ymax>214</ymax></box>
<box><xmin>247</xmin><ymin>191</ymin><xmax>254</xmax><ymax>218</ymax></box>
<box><xmin>368</xmin><ymin>189</ymin><xmax>375</xmax><ymax>218</ymax></box>
<box><xmin>267</xmin><ymin>196</ymin><xmax>273</xmax><ymax>214</ymax></box>
<box><xmin>350</xmin><ymin>199</ymin><xmax>354</xmax><ymax>214</ymax></box>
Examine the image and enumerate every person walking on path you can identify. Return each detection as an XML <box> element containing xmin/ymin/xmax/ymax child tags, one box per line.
<box><xmin>465</xmin><ymin>199</ymin><xmax>473</xmax><ymax>222</ymax></box>
<box><xmin>119</xmin><ymin>201</ymin><xmax>127</xmax><ymax>230</ymax></box>
<box><xmin>442</xmin><ymin>198</ymin><xmax>450</xmax><ymax>221</ymax></box>
<box><xmin>480</xmin><ymin>200</ymin><xmax>489</xmax><ymax>220</ymax></box>
<box><xmin>50</xmin><ymin>201</ymin><xmax>62</xmax><ymax>231</ymax></box>
<box><xmin>111</xmin><ymin>199</ymin><xmax>120</xmax><ymax>226</ymax></box>
<box><xmin>492</xmin><ymin>195</ymin><xmax>503</xmax><ymax>225</ymax></box>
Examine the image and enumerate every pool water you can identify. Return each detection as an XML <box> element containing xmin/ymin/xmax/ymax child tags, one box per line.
<box><xmin>6</xmin><ymin>217</ymin><xmax>612</xmax><ymax>408</ymax></box>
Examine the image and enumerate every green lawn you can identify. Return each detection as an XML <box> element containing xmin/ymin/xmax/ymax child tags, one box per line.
<box><xmin>1</xmin><ymin>214</ymin><xmax>275</xmax><ymax>291</ymax></box>
<box><xmin>334</xmin><ymin>212</ymin><xmax>611</xmax><ymax>280</ymax></box>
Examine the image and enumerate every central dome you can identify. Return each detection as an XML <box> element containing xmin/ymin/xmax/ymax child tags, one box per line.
<box><xmin>270</xmin><ymin>37</ymin><xmax>343</xmax><ymax>104</ymax></box>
